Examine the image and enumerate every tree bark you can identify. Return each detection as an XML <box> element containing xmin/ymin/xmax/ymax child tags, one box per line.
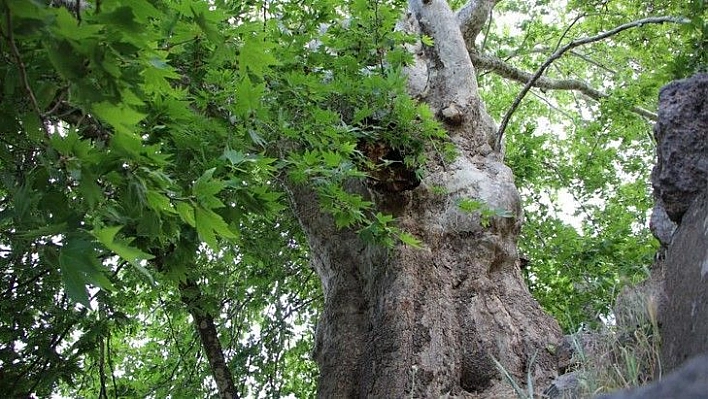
<box><xmin>288</xmin><ymin>0</ymin><xmax>563</xmax><ymax>397</ymax></box>
<box><xmin>154</xmin><ymin>245</ymin><xmax>240</xmax><ymax>399</ymax></box>
<box><xmin>180</xmin><ymin>279</ymin><xmax>240</xmax><ymax>399</ymax></box>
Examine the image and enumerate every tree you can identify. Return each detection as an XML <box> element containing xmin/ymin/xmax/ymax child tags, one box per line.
<box><xmin>0</xmin><ymin>0</ymin><xmax>703</xmax><ymax>397</ymax></box>
<box><xmin>290</xmin><ymin>1</ymin><xmax>565</xmax><ymax>396</ymax></box>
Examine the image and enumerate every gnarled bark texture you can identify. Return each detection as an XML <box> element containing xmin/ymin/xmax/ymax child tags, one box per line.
<box><xmin>289</xmin><ymin>1</ymin><xmax>563</xmax><ymax>397</ymax></box>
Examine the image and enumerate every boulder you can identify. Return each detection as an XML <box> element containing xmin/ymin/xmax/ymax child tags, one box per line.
<box><xmin>651</xmin><ymin>73</ymin><xmax>708</xmax><ymax>223</ymax></box>
<box><xmin>601</xmin><ymin>74</ymin><xmax>708</xmax><ymax>399</ymax></box>
<box><xmin>648</xmin><ymin>73</ymin><xmax>708</xmax><ymax>373</ymax></box>
<box><xmin>649</xmin><ymin>199</ymin><xmax>676</xmax><ymax>248</ymax></box>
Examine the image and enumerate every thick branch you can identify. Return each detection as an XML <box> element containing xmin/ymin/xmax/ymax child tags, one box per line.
<box><xmin>180</xmin><ymin>279</ymin><xmax>240</xmax><ymax>399</ymax></box>
<box><xmin>409</xmin><ymin>0</ymin><xmax>480</xmax><ymax>102</ymax></box>
<box><xmin>154</xmin><ymin>249</ymin><xmax>239</xmax><ymax>399</ymax></box>
<box><xmin>495</xmin><ymin>16</ymin><xmax>688</xmax><ymax>147</ymax></box>
<box><xmin>471</xmin><ymin>52</ymin><xmax>658</xmax><ymax>121</ymax></box>
<box><xmin>456</xmin><ymin>0</ymin><xmax>499</xmax><ymax>50</ymax></box>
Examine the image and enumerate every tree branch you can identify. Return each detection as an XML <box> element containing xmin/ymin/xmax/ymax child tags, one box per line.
<box><xmin>1</xmin><ymin>8</ymin><xmax>50</xmax><ymax>136</ymax></box>
<box><xmin>471</xmin><ymin>52</ymin><xmax>658</xmax><ymax>121</ymax></box>
<box><xmin>180</xmin><ymin>278</ymin><xmax>240</xmax><ymax>399</ymax></box>
<box><xmin>456</xmin><ymin>0</ymin><xmax>500</xmax><ymax>50</ymax></box>
<box><xmin>495</xmin><ymin>15</ymin><xmax>688</xmax><ymax>147</ymax></box>
<box><xmin>500</xmin><ymin>45</ymin><xmax>618</xmax><ymax>75</ymax></box>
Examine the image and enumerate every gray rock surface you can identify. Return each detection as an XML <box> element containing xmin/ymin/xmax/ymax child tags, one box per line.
<box><xmin>601</xmin><ymin>74</ymin><xmax>708</xmax><ymax>399</ymax></box>
<box><xmin>544</xmin><ymin>371</ymin><xmax>580</xmax><ymax>399</ymax></box>
<box><xmin>651</xmin><ymin>73</ymin><xmax>708</xmax><ymax>223</ymax></box>
<box><xmin>595</xmin><ymin>353</ymin><xmax>708</xmax><ymax>399</ymax></box>
<box><xmin>649</xmin><ymin>200</ymin><xmax>676</xmax><ymax>248</ymax></box>
<box><xmin>649</xmin><ymin>73</ymin><xmax>708</xmax><ymax>373</ymax></box>
<box><xmin>659</xmin><ymin>187</ymin><xmax>708</xmax><ymax>372</ymax></box>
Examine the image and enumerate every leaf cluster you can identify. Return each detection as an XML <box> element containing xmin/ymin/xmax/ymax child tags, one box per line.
<box><xmin>0</xmin><ymin>0</ymin><xmax>439</xmax><ymax>395</ymax></box>
<box><xmin>0</xmin><ymin>0</ymin><xmax>312</xmax><ymax>395</ymax></box>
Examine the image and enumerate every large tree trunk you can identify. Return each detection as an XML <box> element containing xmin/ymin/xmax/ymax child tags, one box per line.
<box><xmin>289</xmin><ymin>1</ymin><xmax>563</xmax><ymax>397</ymax></box>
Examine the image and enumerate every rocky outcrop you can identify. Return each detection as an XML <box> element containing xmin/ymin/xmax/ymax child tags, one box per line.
<box><xmin>580</xmin><ymin>74</ymin><xmax>708</xmax><ymax>399</ymax></box>
<box><xmin>650</xmin><ymin>73</ymin><xmax>708</xmax><ymax>373</ymax></box>
<box><xmin>659</xmin><ymin>187</ymin><xmax>708</xmax><ymax>371</ymax></box>
<box><xmin>651</xmin><ymin>74</ymin><xmax>708</xmax><ymax>223</ymax></box>
<box><xmin>596</xmin><ymin>354</ymin><xmax>708</xmax><ymax>399</ymax></box>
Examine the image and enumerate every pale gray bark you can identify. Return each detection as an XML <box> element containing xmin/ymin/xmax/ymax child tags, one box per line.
<box><xmin>456</xmin><ymin>0</ymin><xmax>499</xmax><ymax>51</ymax></box>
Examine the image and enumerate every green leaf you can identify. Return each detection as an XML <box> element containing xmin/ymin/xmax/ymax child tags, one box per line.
<box><xmin>52</xmin><ymin>8</ymin><xmax>102</xmax><ymax>39</ymax></box>
<box><xmin>192</xmin><ymin>8</ymin><xmax>223</xmax><ymax>44</ymax></box>
<box><xmin>195</xmin><ymin>207</ymin><xmax>238</xmax><ymax>250</ymax></box>
<box><xmin>195</xmin><ymin>209</ymin><xmax>218</xmax><ymax>250</ymax></box>
<box><xmin>193</xmin><ymin>168</ymin><xmax>226</xmax><ymax>208</ymax></box>
<box><xmin>239</xmin><ymin>36</ymin><xmax>280</xmax><ymax>77</ymax></box>
<box><xmin>233</xmin><ymin>78</ymin><xmax>265</xmax><ymax>119</ymax></box>
<box><xmin>146</xmin><ymin>190</ymin><xmax>176</xmax><ymax>214</ymax></box>
<box><xmin>97</xmin><ymin>6</ymin><xmax>143</xmax><ymax>33</ymax></box>
<box><xmin>92</xmin><ymin>102</ymin><xmax>146</xmax><ymax>135</ymax></box>
<box><xmin>457</xmin><ymin>198</ymin><xmax>484</xmax><ymax>213</ymax></box>
<box><xmin>59</xmin><ymin>235</ymin><xmax>115</xmax><ymax>308</ymax></box>
<box><xmin>46</xmin><ymin>40</ymin><xmax>88</xmax><ymax>81</ymax></box>
<box><xmin>122</xmin><ymin>0</ymin><xmax>161</xmax><ymax>21</ymax></box>
<box><xmin>374</xmin><ymin>212</ymin><xmax>395</xmax><ymax>224</ymax></box>
<box><xmin>21</xmin><ymin>113</ymin><xmax>43</xmax><ymax>143</ymax></box>
<box><xmin>221</xmin><ymin>149</ymin><xmax>247</xmax><ymax>166</ymax></box>
<box><xmin>78</xmin><ymin>173</ymin><xmax>104</xmax><ymax>209</ymax></box>
<box><xmin>193</xmin><ymin>168</ymin><xmax>222</xmax><ymax>196</ymax></box>
<box><xmin>176</xmin><ymin>201</ymin><xmax>196</xmax><ymax>227</ymax></box>
<box><xmin>59</xmin><ymin>259</ymin><xmax>91</xmax><ymax>308</ymax></box>
<box><xmin>110</xmin><ymin>130</ymin><xmax>143</xmax><ymax>158</ymax></box>
<box><xmin>8</xmin><ymin>0</ymin><xmax>44</xmax><ymax>20</ymax></box>
<box><xmin>399</xmin><ymin>231</ymin><xmax>423</xmax><ymax>249</ymax></box>
<box><xmin>92</xmin><ymin>226</ymin><xmax>155</xmax><ymax>283</ymax></box>
<box><xmin>421</xmin><ymin>35</ymin><xmax>434</xmax><ymax>46</ymax></box>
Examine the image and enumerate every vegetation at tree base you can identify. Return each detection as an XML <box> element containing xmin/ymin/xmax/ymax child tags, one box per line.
<box><xmin>0</xmin><ymin>0</ymin><xmax>704</xmax><ymax>397</ymax></box>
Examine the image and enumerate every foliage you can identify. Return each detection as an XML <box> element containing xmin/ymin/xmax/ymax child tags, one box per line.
<box><xmin>457</xmin><ymin>197</ymin><xmax>514</xmax><ymax>227</ymax></box>
<box><xmin>0</xmin><ymin>0</ymin><xmax>320</xmax><ymax>395</ymax></box>
<box><xmin>671</xmin><ymin>0</ymin><xmax>708</xmax><ymax>76</ymax></box>
<box><xmin>0</xmin><ymin>0</ymin><xmax>435</xmax><ymax>396</ymax></box>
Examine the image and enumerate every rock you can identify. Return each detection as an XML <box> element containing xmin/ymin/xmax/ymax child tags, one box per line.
<box><xmin>598</xmin><ymin>73</ymin><xmax>708</xmax><ymax>399</ymax></box>
<box><xmin>650</xmin><ymin>73</ymin><xmax>708</xmax><ymax>223</ymax></box>
<box><xmin>595</xmin><ymin>353</ymin><xmax>708</xmax><ymax>399</ymax></box>
<box><xmin>659</xmin><ymin>187</ymin><xmax>708</xmax><ymax>372</ymax></box>
<box><xmin>649</xmin><ymin>200</ymin><xmax>676</xmax><ymax>248</ymax></box>
<box><xmin>649</xmin><ymin>74</ymin><xmax>708</xmax><ymax>373</ymax></box>
<box><xmin>544</xmin><ymin>371</ymin><xmax>580</xmax><ymax>399</ymax></box>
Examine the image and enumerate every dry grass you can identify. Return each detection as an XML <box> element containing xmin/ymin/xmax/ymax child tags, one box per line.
<box><xmin>494</xmin><ymin>286</ymin><xmax>664</xmax><ymax>399</ymax></box>
<box><xmin>565</xmin><ymin>290</ymin><xmax>663</xmax><ymax>398</ymax></box>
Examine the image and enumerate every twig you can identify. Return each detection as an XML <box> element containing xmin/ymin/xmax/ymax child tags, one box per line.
<box><xmin>529</xmin><ymin>89</ymin><xmax>575</xmax><ymax>121</ymax></box>
<box><xmin>479</xmin><ymin>8</ymin><xmax>493</xmax><ymax>55</ymax></box>
<box><xmin>2</xmin><ymin>8</ymin><xmax>50</xmax><ymax>136</ymax></box>
<box><xmin>495</xmin><ymin>16</ymin><xmax>688</xmax><ymax>148</ymax></box>
<box><xmin>501</xmin><ymin>45</ymin><xmax>617</xmax><ymax>75</ymax></box>
<box><xmin>569</xmin><ymin>50</ymin><xmax>617</xmax><ymax>74</ymax></box>
<box><xmin>471</xmin><ymin>52</ymin><xmax>659</xmax><ymax>122</ymax></box>
<box><xmin>42</xmin><ymin>88</ymin><xmax>69</xmax><ymax>118</ymax></box>
<box><xmin>554</xmin><ymin>13</ymin><xmax>586</xmax><ymax>53</ymax></box>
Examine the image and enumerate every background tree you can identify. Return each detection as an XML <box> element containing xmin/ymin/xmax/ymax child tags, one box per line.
<box><xmin>0</xmin><ymin>0</ymin><xmax>704</xmax><ymax>397</ymax></box>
